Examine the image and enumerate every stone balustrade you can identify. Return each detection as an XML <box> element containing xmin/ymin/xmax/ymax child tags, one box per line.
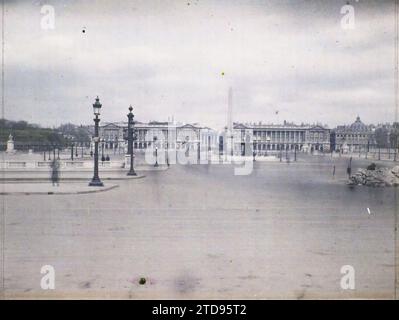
<box><xmin>0</xmin><ymin>160</ymin><xmax>125</xmax><ymax>170</ymax></box>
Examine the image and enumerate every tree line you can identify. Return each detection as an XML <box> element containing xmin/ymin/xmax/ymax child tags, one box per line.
<box><xmin>374</xmin><ymin>123</ymin><xmax>399</xmax><ymax>148</ymax></box>
<box><xmin>0</xmin><ymin>119</ymin><xmax>91</xmax><ymax>151</ymax></box>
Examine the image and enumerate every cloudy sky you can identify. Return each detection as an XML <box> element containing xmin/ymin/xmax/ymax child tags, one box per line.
<box><xmin>2</xmin><ymin>0</ymin><xmax>397</xmax><ymax>129</ymax></box>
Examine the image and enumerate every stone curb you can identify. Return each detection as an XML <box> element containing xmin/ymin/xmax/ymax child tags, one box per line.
<box><xmin>0</xmin><ymin>175</ymin><xmax>146</xmax><ymax>183</ymax></box>
<box><xmin>0</xmin><ymin>166</ymin><xmax>169</xmax><ymax>173</ymax></box>
<box><xmin>0</xmin><ymin>184</ymin><xmax>120</xmax><ymax>196</ymax></box>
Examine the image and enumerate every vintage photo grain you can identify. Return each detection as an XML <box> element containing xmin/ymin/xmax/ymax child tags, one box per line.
<box><xmin>0</xmin><ymin>0</ymin><xmax>398</xmax><ymax>300</ymax></box>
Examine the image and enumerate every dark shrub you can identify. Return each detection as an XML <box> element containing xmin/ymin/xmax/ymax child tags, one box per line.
<box><xmin>367</xmin><ymin>163</ymin><xmax>376</xmax><ymax>170</ymax></box>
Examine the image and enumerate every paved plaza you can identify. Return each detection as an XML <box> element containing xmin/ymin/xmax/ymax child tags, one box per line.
<box><xmin>0</xmin><ymin>155</ymin><xmax>397</xmax><ymax>299</ymax></box>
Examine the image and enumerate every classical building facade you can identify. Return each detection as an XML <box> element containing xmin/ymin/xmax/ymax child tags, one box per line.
<box><xmin>92</xmin><ymin>115</ymin><xmax>392</xmax><ymax>157</ymax></box>
<box><xmin>230</xmin><ymin>122</ymin><xmax>331</xmax><ymax>155</ymax></box>
<box><xmin>96</xmin><ymin>121</ymin><xmax>218</xmax><ymax>154</ymax></box>
<box><xmin>332</xmin><ymin>116</ymin><xmax>375</xmax><ymax>152</ymax></box>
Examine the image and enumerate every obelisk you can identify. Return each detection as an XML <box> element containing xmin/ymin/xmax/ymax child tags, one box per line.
<box><xmin>227</xmin><ymin>87</ymin><xmax>234</xmax><ymax>156</ymax></box>
<box><xmin>227</xmin><ymin>87</ymin><xmax>233</xmax><ymax>133</ymax></box>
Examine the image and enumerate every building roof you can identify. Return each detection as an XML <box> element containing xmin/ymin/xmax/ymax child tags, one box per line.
<box><xmin>350</xmin><ymin>116</ymin><xmax>368</xmax><ymax>131</ymax></box>
<box><xmin>233</xmin><ymin>122</ymin><xmax>328</xmax><ymax>130</ymax></box>
<box><xmin>100</xmin><ymin>121</ymin><xmax>212</xmax><ymax>130</ymax></box>
<box><xmin>335</xmin><ymin>116</ymin><xmax>371</xmax><ymax>133</ymax></box>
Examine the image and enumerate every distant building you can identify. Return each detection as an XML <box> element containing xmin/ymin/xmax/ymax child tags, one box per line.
<box><xmin>231</xmin><ymin>122</ymin><xmax>331</xmax><ymax>155</ymax></box>
<box><xmin>96</xmin><ymin>121</ymin><xmax>218</xmax><ymax>154</ymax></box>
<box><xmin>333</xmin><ymin>116</ymin><xmax>375</xmax><ymax>152</ymax></box>
<box><xmin>94</xmin><ymin>115</ymin><xmax>390</xmax><ymax>157</ymax></box>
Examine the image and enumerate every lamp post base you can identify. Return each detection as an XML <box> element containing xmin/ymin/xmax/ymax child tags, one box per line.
<box><xmin>89</xmin><ymin>178</ymin><xmax>104</xmax><ymax>187</ymax></box>
<box><xmin>127</xmin><ymin>170</ymin><xmax>137</xmax><ymax>176</ymax></box>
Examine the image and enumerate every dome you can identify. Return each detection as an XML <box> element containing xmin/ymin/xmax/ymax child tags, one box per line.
<box><xmin>350</xmin><ymin>116</ymin><xmax>368</xmax><ymax>132</ymax></box>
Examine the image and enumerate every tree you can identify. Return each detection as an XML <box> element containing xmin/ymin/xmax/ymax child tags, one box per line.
<box><xmin>390</xmin><ymin>122</ymin><xmax>399</xmax><ymax>149</ymax></box>
<box><xmin>13</xmin><ymin>121</ymin><xmax>29</xmax><ymax>130</ymax></box>
<box><xmin>374</xmin><ymin>127</ymin><xmax>389</xmax><ymax>148</ymax></box>
<box><xmin>57</xmin><ymin>123</ymin><xmax>90</xmax><ymax>143</ymax></box>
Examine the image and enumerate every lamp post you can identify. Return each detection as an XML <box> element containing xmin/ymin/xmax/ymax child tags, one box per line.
<box><xmin>70</xmin><ymin>138</ymin><xmax>74</xmax><ymax>161</ymax></box>
<box><xmin>153</xmin><ymin>137</ymin><xmax>159</xmax><ymax>167</ymax></box>
<box><xmin>197</xmin><ymin>141</ymin><xmax>200</xmax><ymax>163</ymax></box>
<box><xmin>89</xmin><ymin>96</ymin><xmax>104</xmax><ymax>187</ymax></box>
<box><xmin>166</xmin><ymin>128</ymin><xmax>170</xmax><ymax>167</ymax></box>
<box><xmin>101</xmin><ymin>139</ymin><xmax>105</xmax><ymax>162</ymax></box>
<box><xmin>285</xmin><ymin>144</ymin><xmax>288</xmax><ymax>161</ymax></box>
<box><xmin>230</xmin><ymin>133</ymin><xmax>234</xmax><ymax>157</ymax></box>
<box><xmin>154</xmin><ymin>146</ymin><xmax>159</xmax><ymax>167</ymax></box>
<box><xmin>127</xmin><ymin>105</ymin><xmax>137</xmax><ymax>176</ymax></box>
<box><xmin>253</xmin><ymin>138</ymin><xmax>256</xmax><ymax>161</ymax></box>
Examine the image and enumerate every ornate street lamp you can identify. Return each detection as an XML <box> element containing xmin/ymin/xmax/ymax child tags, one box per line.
<box><xmin>101</xmin><ymin>138</ymin><xmax>105</xmax><ymax>162</ymax></box>
<box><xmin>127</xmin><ymin>105</ymin><xmax>137</xmax><ymax>176</ymax></box>
<box><xmin>89</xmin><ymin>96</ymin><xmax>104</xmax><ymax>187</ymax></box>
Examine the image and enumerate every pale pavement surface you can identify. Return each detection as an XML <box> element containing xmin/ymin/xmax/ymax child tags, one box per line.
<box><xmin>0</xmin><ymin>155</ymin><xmax>397</xmax><ymax>299</ymax></box>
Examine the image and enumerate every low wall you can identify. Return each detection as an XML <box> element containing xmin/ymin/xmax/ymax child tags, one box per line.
<box><xmin>0</xmin><ymin>160</ymin><xmax>124</xmax><ymax>170</ymax></box>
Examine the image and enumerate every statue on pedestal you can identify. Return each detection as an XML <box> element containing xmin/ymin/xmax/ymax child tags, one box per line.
<box><xmin>6</xmin><ymin>133</ymin><xmax>15</xmax><ymax>153</ymax></box>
